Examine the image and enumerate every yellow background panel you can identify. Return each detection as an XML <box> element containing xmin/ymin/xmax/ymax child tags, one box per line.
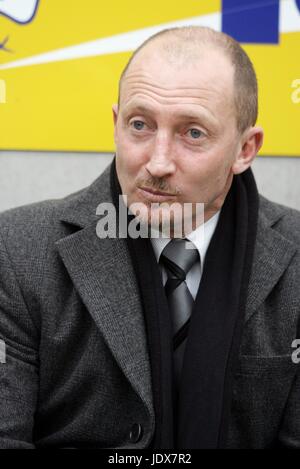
<box><xmin>245</xmin><ymin>32</ymin><xmax>300</xmax><ymax>157</ymax></box>
<box><xmin>0</xmin><ymin>0</ymin><xmax>221</xmax><ymax>151</ymax></box>
<box><xmin>0</xmin><ymin>1</ymin><xmax>299</xmax><ymax>156</ymax></box>
<box><xmin>0</xmin><ymin>53</ymin><xmax>126</xmax><ymax>151</ymax></box>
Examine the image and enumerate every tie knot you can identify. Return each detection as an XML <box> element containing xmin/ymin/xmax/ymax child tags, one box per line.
<box><xmin>160</xmin><ymin>238</ymin><xmax>199</xmax><ymax>280</ymax></box>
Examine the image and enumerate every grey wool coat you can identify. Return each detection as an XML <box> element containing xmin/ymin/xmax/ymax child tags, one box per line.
<box><xmin>0</xmin><ymin>163</ymin><xmax>300</xmax><ymax>449</ymax></box>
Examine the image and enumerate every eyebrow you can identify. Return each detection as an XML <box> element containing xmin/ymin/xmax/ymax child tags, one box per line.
<box><xmin>122</xmin><ymin>105</ymin><xmax>154</xmax><ymax>116</ymax></box>
<box><xmin>122</xmin><ymin>104</ymin><xmax>217</xmax><ymax>126</ymax></box>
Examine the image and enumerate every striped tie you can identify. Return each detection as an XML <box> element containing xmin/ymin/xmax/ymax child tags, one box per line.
<box><xmin>160</xmin><ymin>238</ymin><xmax>200</xmax><ymax>391</ymax></box>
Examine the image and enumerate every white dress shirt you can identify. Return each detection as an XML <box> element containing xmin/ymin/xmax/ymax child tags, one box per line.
<box><xmin>150</xmin><ymin>210</ymin><xmax>221</xmax><ymax>300</ymax></box>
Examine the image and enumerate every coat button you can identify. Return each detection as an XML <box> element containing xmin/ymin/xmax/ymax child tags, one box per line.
<box><xmin>129</xmin><ymin>423</ymin><xmax>143</xmax><ymax>443</ymax></box>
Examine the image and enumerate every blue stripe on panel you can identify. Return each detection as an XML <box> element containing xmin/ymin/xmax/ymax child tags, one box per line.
<box><xmin>222</xmin><ymin>0</ymin><xmax>280</xmax><ymax>44</ymax></box>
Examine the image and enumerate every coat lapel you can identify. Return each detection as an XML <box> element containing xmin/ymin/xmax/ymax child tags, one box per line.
<box><xmin>55</xmin><ymin>166</ymin><xmax>155</xmax><ymax>431</ymax></box>
<box><xmin>245</xmin><ymin>200</ymin><xmax>297</xmax><ymax>323</ymax></box>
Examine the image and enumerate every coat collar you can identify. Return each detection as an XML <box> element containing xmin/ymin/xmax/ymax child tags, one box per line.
<box><xmin>245</xmin><ymin>196</ymin><xmax>297</xmax><ymax>323</ymax></box>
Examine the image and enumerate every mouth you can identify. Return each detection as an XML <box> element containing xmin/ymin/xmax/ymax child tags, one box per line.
<box><xmin>137</xmin><ymin>186</ymin><xmax>177</xmax><ymax>202</ymax></box>
<box><xmin>140</xmin><ymin>186</ymin><xmax>175</xmax><ymax>196</ymax></box>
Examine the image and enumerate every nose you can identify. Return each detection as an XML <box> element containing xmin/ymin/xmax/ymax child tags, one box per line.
<box><xmin>145</xmin><ymin>131</ymin><xmax>176</xmax><ymax>178</ymax></box>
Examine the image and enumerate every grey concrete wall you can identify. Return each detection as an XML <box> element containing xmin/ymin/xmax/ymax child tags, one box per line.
<box><xmin>0</xmin><ymin>151</ymin><xmax>299</xmax><ymax>213</ymax></box>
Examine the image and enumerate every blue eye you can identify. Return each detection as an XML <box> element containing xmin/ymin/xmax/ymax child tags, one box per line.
<box><xmin>132</xmin><ymin>120</ymin><xmax>145</xmax><ymax>130</ymax></box>
<box><xmin>189</xmin><ymin>128</ymin><xmax>202</xmax><ymax>139</ymax></box>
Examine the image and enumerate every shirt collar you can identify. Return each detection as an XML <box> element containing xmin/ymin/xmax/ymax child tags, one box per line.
<box><xmin>150</xmin><ymin>210</ymin><xmax>221</xmax><ymax>265</ymax></box>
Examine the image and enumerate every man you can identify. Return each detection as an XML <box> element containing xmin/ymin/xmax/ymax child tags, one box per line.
<box><xmin>0</xmin><ymin>26</ymin><xmax>300</xmax><ymax>449</ymax></box>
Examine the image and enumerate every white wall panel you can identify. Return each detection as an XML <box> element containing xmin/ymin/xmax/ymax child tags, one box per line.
<box><xmin>0</xmin><ymin>152</ymin><xmax>299</xmax><ymax>213</ymax></box>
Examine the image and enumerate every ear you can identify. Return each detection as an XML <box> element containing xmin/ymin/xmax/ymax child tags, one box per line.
<box><xmin>112</xmin><ymin>103</ymin><xmax>118</xmax><ymax>126</ymax></box>
<box><xmin>112</xmin><ymin>103</ymin><xmax>119</xmax><ymax>143</ymax></box>
<box><xmin>232</xmin><ymin>126</ymin><xmax>264</xmax><ymax>175</ymax></box>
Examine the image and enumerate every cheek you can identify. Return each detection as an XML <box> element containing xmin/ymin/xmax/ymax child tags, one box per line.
<box><xmin>115</xmin><ymin>138</ymin><xmax>148</xmax><ymax>197</ymax></box>
<box><xmin>116</xmin><ymin>142</ymin><xmax>138</xmax><ymax>177</ymax></box>
<box><xmin>199</xmin><ymin>146</ymin><xmax>234</xmax><ymax>178</ymax></box>
<box><xmin>116</xmin><ymin>131</ymin><xmax>147</xmax><ymax>174</ymax></box>
<box><xmin>180</xmin><ymin>151</ymin><xmax>231</xmax><ymax>199</ymax></box>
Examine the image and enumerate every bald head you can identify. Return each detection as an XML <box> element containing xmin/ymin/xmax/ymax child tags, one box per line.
<box><xmin>118</xmin><ymin>26</ymin><xmax>258</xmax><ymax>133</ymax></box>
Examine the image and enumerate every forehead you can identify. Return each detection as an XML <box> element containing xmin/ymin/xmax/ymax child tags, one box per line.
<box><xmin>119</xmin><ymin>45</ymin><xmax>235</xmax><ymax>123</ymax></box>
<box><xmin>121</xmin><ymin>46</ymin><xmax>234</xmax><ymax>95</ymax></box>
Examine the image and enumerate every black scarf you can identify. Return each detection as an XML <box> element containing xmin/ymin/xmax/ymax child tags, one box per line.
<box><xmin>110</xmin><ymin>156</ymin><xmax>259</xmax><ymax>449</ymax></box>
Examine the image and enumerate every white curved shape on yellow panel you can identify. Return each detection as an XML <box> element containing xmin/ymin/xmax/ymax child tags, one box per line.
<box><xmin>280</xmin><ymin>0</ymin><xmax>300</xmax><ymax>32</ymax></box>
<box><xmin>0</xmin><ymin>0</ymin><xmax>39</xmax><ymax>24</ymax></box>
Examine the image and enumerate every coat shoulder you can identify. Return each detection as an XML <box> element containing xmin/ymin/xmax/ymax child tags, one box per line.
<box><xmin>259</xmin><ymin>195</ymin><xmax>300</xmax><ymax>246</ymax></box>
<box><xmin>0</xmin><ymin>192</ymin><xmax>79</xmax><ymax>250</ymax></box>
<box><xmin>0</xmin><ymin>162</ymin><xmax>112</xmax><ymax>245</ymax></box>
